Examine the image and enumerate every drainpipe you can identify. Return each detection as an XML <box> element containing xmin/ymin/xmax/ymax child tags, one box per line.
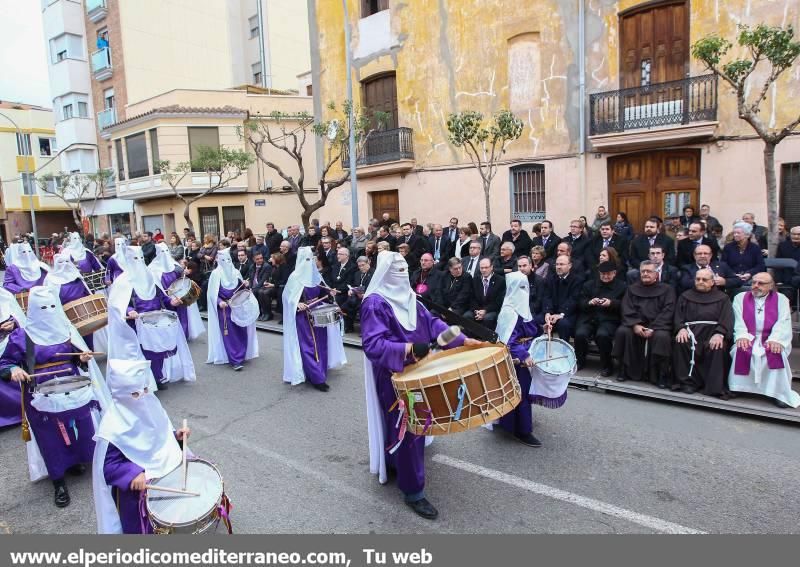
<box><xmin>578</xmin><ymin>0</ymin><xmax>587</xmax><ymax>214</ymax></box>
<box><xmin>257</xmin><ymin>0</ymin><xmax>269</xmax><ymax>89</ymax></box>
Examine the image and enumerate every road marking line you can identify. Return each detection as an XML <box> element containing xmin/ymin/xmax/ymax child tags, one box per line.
<box><xmin>433</xmin><ymin>454</ymin><xmax>705</xmax><ymax>534</ymax></box>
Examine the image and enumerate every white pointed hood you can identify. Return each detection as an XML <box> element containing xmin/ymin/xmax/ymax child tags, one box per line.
<box><xmin>364</xmin><ymin>251</ymin><xmax>417</xmax><ymax>331</ymax></box>
<box><xmin>64</xmin><ymin>232</ymin><xmax>88</xmax><ymax>261</ymax></box>
<box><xmin>148</xmin><ymin>242</ymin><xmax>180</xmax><ymax>290</ymax></box>
<box><xmin>110</xmin><ymin>237</ymin><xmax>129</xmax><ymax>272</ymax></box>
<box><xmin>6</xmin><ymin>242</ymin><xmax>48</xmax><ymax>281</ymax></box>
<box><xmin>45</xmin><ymin>252</ymin><xmax>84</xmax><ymax>286</ymax></box>
<box><xmin>25</xmin><ymin>286</ymin><xmax>73</xmax><ymax>345</ymax></box>
<box><xmin>496</xmin><ymin>272</ymin><xmax>533</xmax><ymax>344</ymax></box>
<box><xmin>124</xmin><ymin>246</ymin><xmax>156</xmax><ymax>300</ymax></box>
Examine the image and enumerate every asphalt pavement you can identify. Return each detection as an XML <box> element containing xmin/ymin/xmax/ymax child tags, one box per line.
<box><xmin>0</xmin><ymin>331</ymin><xmax>798</xmax><ymax>534</ymax></box>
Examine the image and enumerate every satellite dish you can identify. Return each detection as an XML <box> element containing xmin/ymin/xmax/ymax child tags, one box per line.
<box><xmin>327</xmin><ymin>120</ymin><xmax>340</xmax><ymax>140</ymax></box>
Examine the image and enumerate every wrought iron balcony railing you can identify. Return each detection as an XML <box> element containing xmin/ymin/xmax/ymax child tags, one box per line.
<box><xmin>342</xmin><ymin>127</ymin><xmax>414</xmax><ymax>167</ymax></box>
<box><xmin>589</xmin><ymin>74</ymin><xmax>717</xmax><ymax>136</ymax></box>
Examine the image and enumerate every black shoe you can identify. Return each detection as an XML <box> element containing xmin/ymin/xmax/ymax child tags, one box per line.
<box><xmin>406</xmin><ymin>497</ymin><xmax>438</xmax><ymax>520</ymax></box>
<box><xmin>600</xmin><ymin>367</ymin><xmax>613</xmax><ymax>378</ymax></box>
<box><xmin>156</xmin><ymin>381</ymin><xmax>168</xmax><ymax>391</ymax></box>
<box><xmin>514</xmin><ymin>433</ymin><xmax>542</xmax><ymax>447</ymax></box>
<box><xmin>312</xmin><ymin>382</ymin><xmax>330</xmax><ymax>392</ymax></box>
<box><xmin>257</xmin><ymin>315</ymin><xmax>265</xmax><ymax>322</ymax></box>
<box><xmin>264</xmin><ymin>314</ymin><xmax>274</xmax><ymax>322</ymax></box>
<box><xmin>276</xmin><ymin>319</ymin><xmax>283</xmax><ymax>325</ymax></box>
<box><xmin>670</xmin><ymin>383</ymin><xmax>682</xmax><ymax>392</ymax></box>
<box><xmin>616</xmin><ymin>373</ymin><xmax>626</xmax><ymax>382</ymax></box>
<box><xmin>67</xmin><ymin>464</ymin><xmax>86</xmax><ymax>476</ymax></box>
<box><xmin>681</xmin><ymin>385</ymin><xmax>697</xmax><ymax>394</ymax></box>
<box><xmin>657</xmin><ymin>382</ymin><xmax>667</xmax><ymax>389</ymax></box>
<box><xmin>774</xmin><ymin>399</ymin><xmax>791</xmax><ymax>408</ymax></box>
<box><xmin>576</xmin><ymin>362</ymin><xmax>585</xmax><ymax>372</ymax></box>
<box><xmin>54</xmin><ymin>484</ymin><xmax>70</xmax><ymax>508</ymax></box>
<box><xmin>233</xmin><ymin>365</ymin><xmax>244</xmax><ymax>371</ymax></box>
<box><xmin>717</xmin><ymin>392</ymin><xmax>730</xmax><ymax>401</ymax></box>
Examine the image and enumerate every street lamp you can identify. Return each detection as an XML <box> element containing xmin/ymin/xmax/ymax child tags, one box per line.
<box><xmin>342</xmin><ymin>0</ymin><xmax>359</xmax><ymax>228</ymax></box>
<box><xmin>0</xmin><ymin>111</ymin><xmax>40</xmax><ymax>256</ymax></box>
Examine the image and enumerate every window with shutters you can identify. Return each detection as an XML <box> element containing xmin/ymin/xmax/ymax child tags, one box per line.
<box><xmin>362</xmin><ymin>0</ymin><xmax>389</xmax><ymax>17</ymax></box>
<box><xmin>199</xmin><ymin>207</ymin><xmax>220</xmax><ymax>239</ymax></box>
<box><xmin>249</xmin><ymin>15</ymin><xmax>259</xmax><ymax>38</ymax></box>
<box><xmin>115</xmin><ymin>139</ymin><xmax>125</xmax><ymax>181</ymax></box>
<box><xmin>780</xmin><ymin>163</ymin><xmax>800</xmax><ymax>229</ymax></box>
<box><xmin>510</xmin><ymin>164</ymin><xmax>546</xmax><ymax>222</ymax></box>
<box><xmin>222</xmin><ymin>206</ymin><xmax>246</xmax><ymax>237</ymax></box>
<box><xmin>16</xmin><ymin>133</ymin><xmax>31</xmax><ymax>155</ymax></box>
<box><xmin>125</xmin><ymin>132</ymin><xmax>148</xmax><ymax>179</ymax></box>
<box><xmin>362</xmin><ymin>73</ymin><xmax>397</xmax><ymax>130</ymax></box>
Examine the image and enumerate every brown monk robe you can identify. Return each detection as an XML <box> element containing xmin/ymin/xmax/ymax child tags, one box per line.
<box><xmin>672</xmin><ymin>268</ymin><xmax>734</xmax><ymax>398</ymax></box>
<box><xmin>612</xmin><ymin>261</ymin><xmax>675</xmax><ymax>385</ymax></box>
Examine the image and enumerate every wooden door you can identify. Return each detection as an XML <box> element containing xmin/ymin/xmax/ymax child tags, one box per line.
<box><xmin>608</xmin><ymin>149</ymin><xmax>700</xmax><ymax>233</ymax></box>
<box><xmin>363</xmin><ymin>73</ymin><xmax>398</xmax><ymax>130</ymax></box>
<box><xmin>371</xmin><ymin>190</ymin><xmax>399</xmax><ymax>222</ymax></box>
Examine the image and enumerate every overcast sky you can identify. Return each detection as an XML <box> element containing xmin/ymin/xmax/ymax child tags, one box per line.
<box><xmin>0</xmin><ymin>0</ymin><xmax>51</xmax><ymax>108</ymax></box>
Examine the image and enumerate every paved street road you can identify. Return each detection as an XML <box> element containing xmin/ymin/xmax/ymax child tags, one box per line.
<box><xmin>0</xmin><ymin>330</ymin><xmax>798</xmax><ymax>534</ymax></box>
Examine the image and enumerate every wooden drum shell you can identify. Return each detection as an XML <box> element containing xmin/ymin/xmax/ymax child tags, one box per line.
<box><xmin>63</xmin><ymin>294</ymin><xmax>108</xmax><ymax>336</ymax></box>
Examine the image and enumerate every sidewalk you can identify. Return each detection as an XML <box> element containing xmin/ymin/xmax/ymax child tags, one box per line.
<box><xmin>238</xmin><ymin>316</ymin><xmax>800</xmax><ymax>425</ymax></box>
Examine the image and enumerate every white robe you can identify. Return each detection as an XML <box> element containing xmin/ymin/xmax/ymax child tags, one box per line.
<box><xmin>728</xmin><ymin>292</ymin><xmax>800</xmax><ymax>408</ymax></box>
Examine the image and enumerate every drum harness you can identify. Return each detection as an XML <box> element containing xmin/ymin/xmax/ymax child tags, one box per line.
<box><xmin>683</xmin><ymin>320</ymin><xmax>719</xmax><ymax>377</ymax></box>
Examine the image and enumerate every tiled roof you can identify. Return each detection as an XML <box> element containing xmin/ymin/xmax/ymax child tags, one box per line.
<box><xmin>106</xmin><ymin>105</ymin><xmax>247</xmax><ymax>130</ymax></box>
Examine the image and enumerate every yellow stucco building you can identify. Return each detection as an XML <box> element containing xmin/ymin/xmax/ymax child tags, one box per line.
<box><xmin>309</xmin><ymin>0</ymin><xmax>800</xmax><ymax>234</ymax></box>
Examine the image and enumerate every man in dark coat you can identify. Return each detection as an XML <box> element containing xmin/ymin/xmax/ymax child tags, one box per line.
<box><xmin>465</xmin><ymin>257</ymin><xmax>505</xmax><ymax>330</ymax></box>
<box><xmin>574</xmin><ymin>261</ymin><xmax>626</xmax><ymax>375</ymax></box>
<box><xmin>501</xmin><ymin>219</ymin><xmax>532</xmax><ymax>258</ymax></box>
<box><xmin>341</xmin><ymin>255</ymin><xmax>373</xmax><ymax>333</ymax></box>
<box><xmin>495</xmin><ymin>242</ymin><xmax>517</xmax><ymax>275</ymax></box>
<box><xmin>427</xmin><ymin>224</ymin><xmax>454</xmax><ymax>270</ymax></box>
<box><xmin>410</xmin><ymin>253</ymin><xmax>445</xmax><ymax>306</ymax></box>
<box><xmin>564</xmin><ymin>219</ymin><xmax>591</xmax><ymax>263</ymax></box>
<box><xmin>531</xmin><ymin>220</ymin><xmax>561</xmax><ymax>260</ymax></box>
<box><xmin>400</xmin><ymin>223</ymin><xmax>429</xmax><ymax>258</ymax></box>
<box><xmin>478</xmin><ymin>222</ymin><xmax>502</xmax><ymax>262</ymax></box>
<box><xmin>441</xmin><ymin>258</ymin><xmax>473</xmax><ymax>314</ymax></box>
<box><xmin>140</xmin><ymin>232</ymin><xmax>156</xmax><ymax>265</ymax></box>
<box><xmin>376</xmin><ymin>226</ymin><xmax>396</xmax><ymax>251</ymax></box>
<box><xmin>675</xmin><ymin>222</ymin><xmax>720</xmax><ymax>267</ymax></box>
<box><xmin>586</xmin><ymin>222</ymin><xmax>628</xmax><ymax>269</ymax></box>
<box><xmin>672</xmin><ymin>268</ymin><xmax>734</xmax><ymax>398</ymax></box>
<box><xmin>775</xmin><ymin>226</ymin><xmax>800</xmax><ymax>284</ymax></box>
<box><xmin>628</xmin><ymin>246</ymin><xmax>679</xmax><ymax>289</ymax></box>
<box><xmin>678</xmin><ymin>244</ymin><xmax>742</xmax><ymax>295</ymax></box>
<box><xmin>628</xmin><ymin>217</ymin><xmax>675</xmax><ymax>269</ymax></box>
<box><xmin>330</xmin><ymin>247</ymin><xmax>357</xmax><ymax>309</ymax></box>
<box><xmin>516</xmin><ymin>255</ymin><xmax>545</xmax><ymax>318</ymax></box>
<box><xmin>542</xmin><ymin>255</ymin><xmax>583</xmax><ymax>342</ymax></box>
<box><xmin>613</xmin><ymin>260</ymin><xmax>676</xmax><ymax>385</ymax></box>
<box><xmin>264</xmin><ymin>223</ymin><xmax>283</xmax><ymax>254</ymax></box>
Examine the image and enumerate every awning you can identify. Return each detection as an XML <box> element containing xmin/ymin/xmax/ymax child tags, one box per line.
<box><xmin>83</xmin><ymin>198</ymin><xmax>134</xmax><ymax>217</ymax></box>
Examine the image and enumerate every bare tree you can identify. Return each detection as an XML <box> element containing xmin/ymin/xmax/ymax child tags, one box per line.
<box><xmin>241</xmin><ymin>102</ymin><xmax>386</xmax><ymax>229</ymax></box>
<box><xmin>693</xmin><ymin>24</ymin><xmax>800</xmax><ymax>255</ymax></box>
<box><xmin>157</xmin><ymin>145</ymin><xmax>253</xmax><ymax>234</ymax></box>
<box><xmin>36</xmin><ymin>169</ymin><xmax>114</xmax><ymax>234</ymax></box>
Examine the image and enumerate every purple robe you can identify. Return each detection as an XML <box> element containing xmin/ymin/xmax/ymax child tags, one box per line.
<box><xmin>3</xmin><ymin>265</ymin><xmax>46</xmax><ymax>294</ymax></box>
<box><xmin>105</xmin><ymin>257</ymin><xmax>124</xmax><ymax>285</ymax></box>
<box><xmin>0</xmin><ymin>330</ymin><xmax>98</xmax><ymax>479</ymax></box>
<box><xmin>361</xmin><ymin>295</ymin><xmax>464</xmax><ymax>497</ymax></box>
<box><xmin>217</xmin><ymin>284</ymin><xmax>248</xmax><ymax>366</ymax></box>
<box><xmin>0</xmin><ymin>317</ymin><xmax>24</xmax><ymax>427</ymax></box>
<box><xmin>296</xmin><ymin>286</ymin><xmax>329</xmax><ymax>385</ymax></box>
<box><xmin>497</xmin><ymin>317</ymin><xmax>539</xmax><ymax>436</ymax></box>
<box><xmin>127</xmin><ymin>291</ymin><xmax>176</xmax><ymax>385</ymax></box>
<box><xmin>103</xmin><ymin>443</ymin><xmax>152</xmax><ymax>534</ymax></box>
<box><xmin>161</xmin><ymin>270</ymin><xmax>189</xmax><ymax>338</ymax></box>
<box><xmin>73</xmin><ymin>252</ymin><xmax>102</xmax><ymax>275</ymax></box>
<box><xmin>56</xmin><ymin>279</ymin><xmax>95</xmax><ymax>351</ymax></box>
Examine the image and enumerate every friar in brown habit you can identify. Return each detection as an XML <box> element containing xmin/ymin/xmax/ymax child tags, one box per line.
<box><xmin>672</xmin><ymin>268</ymin><xmax>734</xmax><ymax>398</ymax></box>
<box><xmin>612</xmin><ymin>260</ymin><xmax>675</xmax><ymax>385</ymax></box>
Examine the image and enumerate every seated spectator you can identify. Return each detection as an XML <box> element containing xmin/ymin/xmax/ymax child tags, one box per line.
<box><xmin>613</xmin><ymin>261</ymin><xmax>675</xmax><ymax>385</ymax></box>
<box><xmin>529</xmin><ymin>246</ymin><xmax>550</xmax><ymax>279</ymax></box>
<box><xmin>775</xmin><ymin>226</ymin><xmax>800</xmax><ymax>284</ymax></box>
<box><xmin>234</xmin><ymin>248</ymin><xmax>254</xmax><ymax>282</ymax></box>
<box><xmin>541</xmin><ymin>255</ymin><xmax>583</xmax><ymax>343</ymax></box>
<box><xmin>496</xmin><ymin>242</ymin><xmax>517</xmax><ymax>275</ymax></box>
<box><xmin>531</xmin><ymin>220</ymin><xmax>560</xmax><ymax>260</ymax></box>
<box><xmin>551</xmin><ymin>241</ymin><xmax>585</xmax><ymax>278</ymax></box>
<box><xmin>677</xmin><ymin>205</ymin><xmax>699</xmax><ymax>229</ymax></box>
<box><xmin>676</xmin><ymin>221</ymin><xmax>720</xmax><ymax>266</ymax></box>
<box><xmin>613</xmin><ymin>212</ymin><xmax>634</xmax><ymax>240</ymax></box>
<box><xmin>721</xmin><ymin>221</ymin><xmax>766</xmax><ymax>285</ymax></box>
<box><xmin>673</xmin><ymin>268</ymin><xmax>734</xmax><ymax>398</ymax></box>
<box><xmin>266</xmin><ymin>252</ymin><xmax>290</xmax><ymax>324</ymax></box>
<box><xmin>629</xmin><ymin>217</ymin><xmax>676</xmax><ymax>269</ymax></box>
<box><xmin>250</xmin><ymin>253</ymin><xmax>274</xmax><ymax>321</ymax></box>
<box><xmin>628</xmin><ymin>246</ymin><xmax>679</xmax><ymax>289</ymax></box>
<box><xmin>678</xmin><ymin>244</ymin><xmax>742</xmax><ymax>295</ymax></box>
<box><xmin>587</xmin><ymin>222</ymin><xmax>628</xmax><ymax>272</ymax></box>
<box><xmin>728</xmin><ymin>273</ymin><xmax>799</xmax><ymax>408</ymax></box>
<box><xmin>465</xmin><ymin>258</ymin><xmax>505</xmax><ymax>330</ymax></box>
<box><xmin>501</xmin><ymin>219</ymin><xmax>532</xmax><ymax>258</ymax></box>
<box><xmin>441</xmin><ymin>257</ymin><xmax>473</xmax><ymax>314</ymax></box>
<box><xmin>341</xmin><ymin>256</ymin><xmax>373</xmax><ymax>333</ymax></box>
<box><xmin>516</xmin><ymin>255</ymin><xmax>545</xmax><ymax>318</ymax></box>
<box><xmin>396</xmin><ymin>243</ymin><xmax>419</xmax><ymax>275</ymax></box>
<box><xmin>410</xmin><ymin>253</ymin><xmax>444</xmax><ymax>305</ymax></box>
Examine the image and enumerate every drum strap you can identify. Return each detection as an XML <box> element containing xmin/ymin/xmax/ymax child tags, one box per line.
<box><xmin>386</xmin><ymin>399</ymin><xmax>408</xmax><ymax>454</ymax></box>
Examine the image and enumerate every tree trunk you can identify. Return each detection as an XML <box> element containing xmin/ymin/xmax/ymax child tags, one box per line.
<box><xmin>483</xmin><ymin>179</ymin><xmax>492</xmax><ymax>224</ymax></box>
<box><xmin>182</xmin><ymin>201</ymin><xmax>195</xmax><ymax>234</ymax></box>
<box><xmin>764</xmin><ymin>142</ymin><xmax>779</xmax><ymax>258</ymax></box>
<box><xmin>72</xmin><ymin>209</ymin><xmax>83</xmax><ymax>233</ymax></box>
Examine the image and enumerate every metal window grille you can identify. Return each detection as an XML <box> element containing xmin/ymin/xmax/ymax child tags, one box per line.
<box><xmin>781</xmin><ymin>163</ymin><xmax>800</xmax><ymax>229</ymax></box>
<box><xmin>199</xmin><ymin>207</ymin><xmax>220</xmax><ymax>239</ymax></box>
<box><xmin>510</xmin><ymin>165</ymin><xmax>546</xmax><ymax>222</ymax></box>
<box><xmin>222</xmin><ymin>206</ymin><xmax>246</xmax><ymax>238</ymax></box>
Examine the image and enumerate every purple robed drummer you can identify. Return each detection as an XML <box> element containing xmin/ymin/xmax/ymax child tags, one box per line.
<box><xmin>206</xmin><ymin>249</ymin><xmax>258</xmax><ymax>370</ymax></box>
<box><xmin>93</xmin><ymin>359</ymin><xmax>190</xmax><ymax>534</ymax></box>
<box><xmin>282</xmin><ymin>247</ymin><xmax>347</xmax><ymax>391</ymax></box>
<box><xmin>45</xmin><ymin>253</ymin><xmax>97</xmax><ymax>350</ymax></box>
<box><xmin>3</xmin><ymin>242</ymin><xmax>48</xmax><ymax>293</ymax></box>
<box><xmin>494</xmin><ymin>272</ymin><xmax>542</xmax><ymax>446</ymax></box>
<box><xmin>361</xmin><ymin>251</ymin><xmax>480</xmax><ymax>521</ymax></box>
<box><xmin>0</xmin><ymin>288</ymin><xmax>27</xmax><ymax>428</ymax></box>
<box><xmin>0</xmin><ymin>286</ymin><xmax>110</xmax><ymax>508</ymax></box>
<box><xmin>104</xmin><ymin>238</ymin><xmax>129</xmax><ymax>285</ymax></box>
<box><xmin>150</xmin><ymin>242</ymin><xmax>190</xmax><ymax>338</ymax></box>
<box><xmin>63</xmin><ymin>232</ymin><xmax>103</xmax><ymax>275</ymax></box>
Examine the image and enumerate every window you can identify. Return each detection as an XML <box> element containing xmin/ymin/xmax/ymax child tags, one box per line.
<box><xmin>39</xmin><ymin>137</ymin><xmax>53</xmax><ymax>156</ymax></box>
<box><xmin>46</xmin><ymin>177</ymin><xmax>60</xmax><ymax>193</ymax></box>
<box><xmin>249</xmin><ymin>15</ymin><xmax>259</xmax><ymax>38</ymax></box>
<box><xmin>188</xmin><ymin>127</ymin><xmax>220</xmax><ymax>171</ymax></box>
<box><xmin>56</xmin><ymin>93</ymin><xmax>89</xmax><ymax>120</ymax></box>
<box><xmin>781</xmin><ymin>163</ymin><xmax>800</xmax><ymax>229</ymax></box>
<box><xmin>16</xmin><ymin>133</ymin><xmax>31</xmax><ymax>155</ymax></box>
<box><xmin>361</xmin><ymin>0</ymin><xmax>389</xmax><ymax>17</ymax></box>
<box><xmin>49</xmin><ymin>32</ymin><xmax>84</xmax><ymax>63</ymax></box>
<box><xmin>21</xmin><ymin>173</ymin><xmax>36</xmax><ymax>195</ymax></box>
<box><xmin>57</xmin><ymin>50</ymin><xmax>67</xmax><ymax>61</ymax></box>
<box><xmin>77</xmin><ymin>101</ymin><xmax>88</xmax><ymax>117</ymax></box>
<box><xmin>103</xmin><ymin>88</ymin><xmax>115</xmax><ymax>109</ymax></box>
<box><xmin>115</xmin><ymin>139</ymin><xmax>126</xmax><ymax>181</ymax></box>
<box><xmin>252</xmin><ymin>62</ymin><xmax>262</xmax><ymax>85</ymax></box>
<box><xmin>306</xmin><ymin>84</ymin><xmax>313</xmax><ymax>96</ymax></box>
<box><xmin>222</xmin><ymin>206</ymin><xmax>246</xmax><ymax>237</ymax></box>
<box><xmin>62</xmin><ymin>104</ymin><xmax>73</xmax><ymax>120</ymax></box>
<box><xmin>510</xmin><ymin>164</ymin><xmax>546</xmax><ymax>222</ymax></box>
<box><xmin>362</xmin><ymin>73</ymin><xmax>398</xmax><ymax>129</ymax></box>
<box><xmin>149</xmin><ymin>129</ymin><xmax>160</xmax><ymax>170</ymax></box>
<box><xmin>125</xmin><ymin>132</ymin><xmax>149</xmax><ymax>179</ymax></box>
<box><xmin>198</xmin><ymin>207</ymin><xmax>220</xmax><ymax>239</ymax></box>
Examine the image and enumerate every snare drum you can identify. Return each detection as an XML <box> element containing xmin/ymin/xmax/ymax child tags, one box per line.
<box><xmin>527</xmin><ymin>336</ymin><xmax>575</xmax><ymax>408</ymax></box>
<box><xmin>33</xmin><ymin>375</ymin><xmax>91</xmax><ymax>396</ymax></box>
<box><xmin>137</xmin><ymin>310</ymin><xmax>179</xmax><ymax>352</ymax></box>
<box><xmin>309</xmin><ymin>304</ymin><xmax>341</xmax><ymax>327</ymax></box>
<box><xmin>63</xmin><ymin>294</ymin><xmax>108</xmax><ymax>336</ymax></box>
<box><xmin>167</xmin><ymin>277</ymin><xmax>201</xmax><ymax>307</ymax></box>
<box><xmin>391</xmin><ymin>344</ymin><xmax>521</xmax><ymax>436</ymax></box>
<box><xmin>15</xmin><ymin>291</ymin><xmax>28</xmax><ymax>313</ymax></box>
<box><xmin>83</xmin><ymin>270</ymin><xmax>107</xmax><ymax>293</ymax></box>
<box><xmin>146</xmin><ymin>459</ymin><xmax>231</xmax><ymax>535</ymax></box>
<box><xmin>228</xmin><ymin>289</ymin><xmax>259</xmax><ymax>327</ymax></box>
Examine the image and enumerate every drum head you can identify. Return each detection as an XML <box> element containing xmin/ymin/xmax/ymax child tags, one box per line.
<box><xmin>140</xmin><ymin>310</ymin><xmax>178</xmax><ymax>327</ymax></box>
<box><xmin>147</xmin><ymin>460</ymin><xmax>223</xmax><ymax>526</ymax></box>
<box><xmin>397</xmin><ymin>346</ymin><xmax>507</xmax><ymax>382</ymax></box>
<box><xmin>230</xmin><ymin>291</ymin><xmax>258</xmax><ymax>326</ymax></box>
<box><xmin>229</xmin><ymin>290</ymin><xmax>252</xmax><ymax>307</ymax></box>
<box><xmin>310</xmin><ymin>304</ymin><xmax>338</xmax><ymax>315</ymax></box>
<box><xmin>169</xmin><ymin>278</ymin><xmax>192</xmax><ymax>295</ymax></box>
<box><xmin>529</xmin><ymin>337</ymin><xmax>577</xmax><ymax>375</ymax></box>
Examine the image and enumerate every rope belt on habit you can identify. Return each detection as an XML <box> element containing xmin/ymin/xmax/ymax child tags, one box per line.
<box><xmin>34</xmin><ymin>361</ymin><xmax>69</xmax><ymax>370</ymax></box>
<box><xmin>684</xmin><ymin>321</ymin><xmax>719</xmax><ymax>377</ymax></box>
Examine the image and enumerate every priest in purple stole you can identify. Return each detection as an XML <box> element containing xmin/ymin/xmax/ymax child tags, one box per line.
<box><xmin>361</xmin><ymin>251</ymin><xmax>479</xmax><ymax>520</ymax></box>
<box><xmin>0</xmin><ymin>288</ymin><xmax>26</xmax><ymax>428</ymax></box>
<box><xmin>729</xmin><ymin>273</ymin><xmax>800</xmax><ymax>408</ymax></box>
<box><xmin>495</xmin><ymin>272</ymin><xmax>542</xmax><ymax>446</ymax></box>
<box><xmin>282</xmin><ymin>247</ymin><xmax>347</xmax><ymax>391</ymax></box>
<box><xmin>3</xmin><ymin>242</ymin><xmax>48</xmax><ymax>293</ymax></box>
<box><xmin>0</xmin><ymin>286</ymin><xmax>110</xmax><ymax>508</ymax></box>
<box><xmin>93</xmin><ymin>359</ymin><xmax>191</xmax><ymax>534</ymax></box>
<box><xmin>63</xmin><ymin>232</ymin><xmax>102</xmax><ymax>275</ymax></box>
<box><xmin>206</xmin><ymin>249</ymin><xmax>258</xmax><ymax>370</ymax></box>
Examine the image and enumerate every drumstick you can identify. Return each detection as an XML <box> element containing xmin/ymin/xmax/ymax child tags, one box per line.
<box><xmin>145</xmin><ymin>485</ymin><xmax>200</xmax><ymax>497</ymax></box>
<box><xmin>55</xmin><ymin>352</ymin><xmax>104</xmax><ymax>356</ymax></box>
<box><xmin>303</xmin><ymin>295</ymin><xmax>329</xmax><ymax>310</ymax></box>
<box><xmin>28</xmin><ymin>369</ymin><xmax>69</xmax><ymax>378</ymax></box>
<box><xmin>181</xmin><ymin>418</ymin><xmax>188</xmax><ymax>491</ymax></box>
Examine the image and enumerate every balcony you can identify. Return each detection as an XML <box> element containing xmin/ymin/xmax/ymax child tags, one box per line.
<box><xmin>85</xmin><ymin>0</ymin><xmax>107</xmax><ymax>22</ymax></box>
<box><xmin>588</xmin><ymin>74</ymin><xmax>718</xmax><ymax>152</ymax></box>
<box><xmin>91</xmin><ymin>48</ymin><xmax>112</xmax><ymax>81</ymax></box>
<box><xmin>342</xmin><ymin>127</ymin><xmax>415</xmax><ymax>177</ymax></box>
<box><xmin>97</xmin><ymin>108</ymin><xmax>116</xmax><ymax>136</ymax></box>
